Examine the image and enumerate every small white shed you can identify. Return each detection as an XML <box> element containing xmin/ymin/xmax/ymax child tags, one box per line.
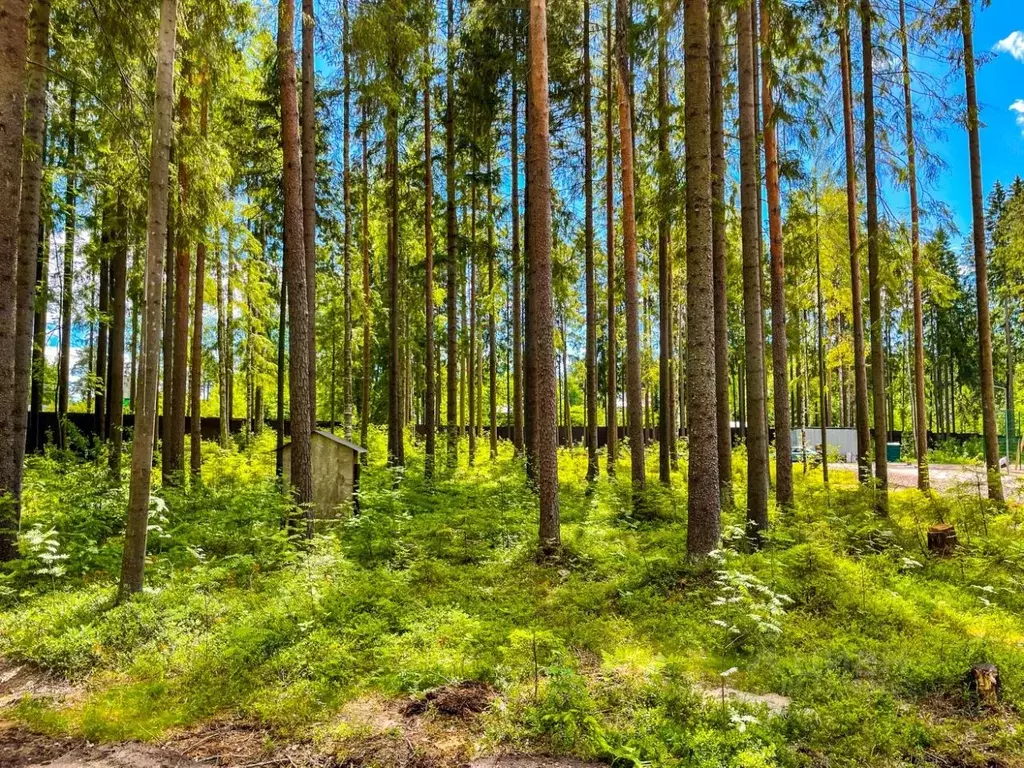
<box><xmin>280</xmin><ymin>429</ymin><xmax>367</xmax><ymax>517</ymax></box>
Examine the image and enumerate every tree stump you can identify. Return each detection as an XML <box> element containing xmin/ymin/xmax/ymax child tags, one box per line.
<box><xmin>927</xmin><ymin>523</ymin><xmax>957</xmax><ymax>556</ymax></box>
<box><xmin>967</xmin><ymin>663</ymin><xmax>1000</xmax><ymax>706</ymax></box>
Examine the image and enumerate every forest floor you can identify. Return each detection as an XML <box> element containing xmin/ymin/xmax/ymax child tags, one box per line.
<box><xmin>2</xmin><ymin>430</ymin><xmax>1024</xmax><ymax>768</ymax></box>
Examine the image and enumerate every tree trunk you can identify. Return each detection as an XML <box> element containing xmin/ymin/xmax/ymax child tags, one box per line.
<box><xmin>898</xmin><ymin>0</ymin><xmax>928</xmax><ymax>490</ymax></box>
<box><xmin>190</xmin><ymin>90</ymin><xmax>209</xmax><ymax>477</ymax></box>
<box><xmin>814</xmin><ymin>184</ymin><xmax>829</xmax><ymax>484</ymax></box>
<box><xmin>759</xmin><ymin>0</ymin><xmax>792</xmax><ymax>509</ymax></box>
<box><xmin>683</xmin><ymin>0</ymin><xmax>720</xmax><ymax>555</ymax></box>
<box><xmin>31</xmin><ymin>210</ymin><xmax>49</xmax><ymax>450</ymax></box>
<box><xmin>424</xmin><ymin>32</ymin><xmax>436</xmax><ymax>477</ymax></box>
<box><xmin>511</xmin><ymin>39</ymin><xmax>524</xmax><ymax>456</ymax></box>
<box><xmin>446</xmin><ymin>0</ymin><xmax>459</xmax><ymax>469</ymax></box>
<box><xmin>360</xmin><ymin>98</ymin><xmax>371</xmax><ymax>459</ymax></box>
<box><xmin>343</xmin><ymin>0</ymin><xmax>353</xmax><ymax>442</ymax></box>
<box><xmin>469</xmin><ymin>172</ymin><xmax>477</xmax><ymax>466</ymax></box>
<box><xmin>488</xmin><ymin>154</ymin><xmax>498</xmax><ymax>460</ymax></box>
<box><xmin>301</xmin><ymin>0</ymin><xmax>317</xmax><ymax>429</ymax></box>
<box><xmin>738</xmin><ymin>0</ymin><xmax>768</xmax><ymax>542</ymax></box>
<box><xmin>615</xmin><ymin>0</ymin><xmax>645</xmax><ymax>501</ymax></box>
<box><xmin>57</xmin><ymin>87</ymin><xmax>77</xmax><ymax>450</ymax></box>
<box><xmin>839</xmin><ymin>0</ymin><xmax>870</xmax><ymax>482</ymax></box>
<box><xmin>276</xmin><ymin>271</ymin><xmax>286</xmax><ymax>476</ymax></box>
<box><xmin>0</xmin><ymin>0</ymin><xmax>31</xmax><ymax>559</ymax></box>
<box><xmin>108</xmin><ymin>195</ymin><xmax>127</xmax><ymax>476</ymax></box>
<box><xmin>386</xmin><ymin>93</ymin><xmax>404</xmax><ymax>467</ymax></box>
<box><xmin>13</xmin><ymin>0</ymin><xmax>50</xmax><ymax>500</ymax></box>
<box><xmin>217</xmin><ymin>239</ymin><xmax>229</xmax><ymax>446</ymax></box>
<box><xmin>118</xmin><ymin>0</ymin><xmax>177</xmax><ymax>600</ymax></box>
<box><xmin>605</xmin><ymin>0</ymin><xmax>617</xmax><ymax>477</ymax></box>
<box><xmin>959</xmin><ymin>0</ymin><xmax>1002</xmax><ymax>502</ymax></box>
<box><xmin>656</xmin><ymin>0</ymin><xmax>671</xmax><ymax>486</ymax></box>
<box><xmin>279</xmin><ymin>0</ymin><xmax>314</xmax><ymax>518</ymax></box>
<box><xmin>527</xmin><ymin>0</ymin><xmax>560</xmax><ymax>554</ymax></box>
<box><xmin>95</xmin><ymin>221</ymin><xmax>109</xmax><ymax>439</ymax></box>
<box><xmin>860</xmin><ymin>0</ymin><xmax>889</xmax><ymax>513</ymax></box>
<box><xmin>583</xmin><ymin>0</ymin><xmax>598</xmax><ymax>480</ymax></box>
<box><xmin>166</xmin><ymin>68</ymin><xmax>191</xmax><ymax>482</ymax></box>
<box><xmin>710</xmin><ymin>0</ymin><xmax>731</xmax><ymax>506</ymax></box>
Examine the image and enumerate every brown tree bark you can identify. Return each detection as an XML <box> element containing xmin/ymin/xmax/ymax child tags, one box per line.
<box><xmin>166</xmin><ymin>66</ymin><xmax>191</xmax><ymax>483</ymax></box>
<box><xmin>710</xmin><ymin>0</ymin><xmax>732</xmax><ymax>507</ymax></box>
<box><xmin>424</xmin><ymin>32</ymin><xmax>436</xmax><ymax>477</ymax></box>
<box><xmin>108</xmin><ymin>194</ymin><xmax>127</xmax><ymax>477</ymax></box>
<box><xmin>216</xmin><ymin>237</ymin><xmax>229</xmax><ymax>447</ymax></box>
<box><xmin>95</xmin><ymin>221</ymin><xmax>109</xmax><ymax>439</ymax></box>
<box><xmin>279</xmin><ymin>0</ymin><xmax>314</xmax><ymax>517</ymax></box>
<box><xmin>615</xmin><ymin>0</ymin><xmax>644</xmax><ymax>500</ymax></box>
<box><xmin>605</xmin><ymin>0</ymin><xmax>617</xmax><ymax>476</ymax></box>
<box><xmin>343</xmin><ymin>0</ymin><xmax>353</xmax><ymax>441</ymax></box>
<box><xmin>469</xmin><ymin>172</ymin><xmax>478</xmax><ymax>465</ymax></box>
<box><xmin>898</xmin><ymin>0</ymin><xmax>928</xmax><ymax>491</ymax></box>
<box><xmin>488</xmin><ymin>154</ymin><xmax>498</xmax><ymax>460</ymax></box>
<box><xmin>57</xmin><ymin>87</ymin><xmax>77</xmax><ymax>450</ymax></box>
<box><xmin>360</xmin><ymin>98</ymin><xmax>370</xmax><ymax>458</ymax></box>
<box><xmin>839</xmin><ymin>0</ymin><xmax>870</xmax><ymax>483</ymax></box>
<box><xmin>118</xmin><ymin>0</ymin><xmax>177</xmax><ymax>600</ymax></box>
<box><xmin>511</xmin><ymin>39</ymin><xmax>524</xmax><ymax>456</ymax></box>
<box><xmin>190</xmin><ymin>89</ymin><xmax>209</xmax><ymax>477</ymax></box>
<box><xmin>684</xmin><ymin>0</ymin><xmax>721</xmax><ymax>556</ymax></box>
<box><xmin>656</xmin><ymin>0</ymin><xmax>671</xmax><ymax>487</ymax></box>
<box><xmin>386</xmin><ymin>90</ymin><xmax>404</xmax><ymax>467</ymax></box>
<box><xmin>527</xmin><ymin>0</ymin><xmax>560</xmax><ymax>554</ymax></box>
<box><xmin>0</xmin><ymin>0</ymin><xmax>31</xmax><ymax>560</ymax></box>
<box><xmin>13</xmin><ymin>0</ymin><xmax>50</xmax><ymax>501</ymax></box>
<box><xmin>960</xmin><ymin>0</ymin><xmax>1003</xmax><ymax>502</ymax></box>
<box><xmin>759</xmin><ymin>0</ymin><xmax>791</xmax><ymax>509</ymax></box>
<box><xmin>446</xmin><ymin>0</ymin><xmax>459</xmax><ymax>469</ymax></box>
<box><xmin>738</xmin><ymin>0</ymin><xmax>768</xmax><ymax>541</ymax></box>
<box><xmin>583</xmin><ymin>0</ymin><xmax>598</xmax><ymax>481</ymax></box>
<box><xmin>301</xmin><ymin>0</ymin><xmax>317</xmax><ymax>429</ymax></box>
<box><xmin>860</xmin><ymin>0</ymin><xmax>889</xmax><ymax>512</ymax></box>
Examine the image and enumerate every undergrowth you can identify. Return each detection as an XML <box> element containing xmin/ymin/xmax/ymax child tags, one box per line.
<box><xmin>1</xmin><ymin>429</ymin><xmax>1023</xmax><ymax>767</ymax></box>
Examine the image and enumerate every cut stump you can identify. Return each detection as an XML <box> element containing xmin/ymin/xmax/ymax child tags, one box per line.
<box><xmin>927</xmin><ymin>523</ymin><xmax>957</xmax><ymax>556</ymax></box>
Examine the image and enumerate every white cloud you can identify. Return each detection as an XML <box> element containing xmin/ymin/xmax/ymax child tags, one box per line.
<box><xmin>1011</xmin><ymin>99</ymin><xmax>1024</xmax><ymax>136</ymax></box>
<box><xmin>995</xmin><ymin>31</ymin><xmax>1024</xmax><ymax>61</ymax></box>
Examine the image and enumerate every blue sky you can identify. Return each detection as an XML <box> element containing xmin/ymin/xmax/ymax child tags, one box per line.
<box><xmin>931</xmin><ymin>0</ymin><xmax>1024</xmax><ymax>236</ymax></box>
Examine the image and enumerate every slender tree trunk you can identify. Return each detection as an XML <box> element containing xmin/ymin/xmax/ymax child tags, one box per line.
<box><xmin>95</xmin><ymin>223</ymin><xmax>109</xmax><ymax>439</ymax></box>
<box><xmin>583</xmin><ymin>0</ymin><xmax>598</xmax><ymax>480</ymax></box>
<box><xmin>710</xmin><ymin>0</ymin><xmax>731</xmax><ymax>506</ymax></box>
<box><xmin>108</xmin><ymin>195</ymin><xmax>127</xmax><ymax>476</ymax></box>
<box><xmin>839</xmin><ymin>0</ymin><xmax>870</xmax><ymax>482</ymax></box>
<box><xmin>343</xmin><ymin>0</ymin><xmax>353</xmax><ymax>441</ymax></box>
<box><xmin>960</xmin><ymin>0</ymin><xmax>1002</xmax><ymax>501</ymax></box>
<box><xmin>469</xmin><ymin>172</ymin><xmax>477</xmax><ymax>465</ymax></box>
<box><xmin>216</xmin><ymin>241</ymin><xmax>229</xmax><ymax>446</ymax></box>
<box><xmin>738</xmin><ymin>0</ymin><xmax>768</xmax><ymax>542</ymax></box>
<box><xmin>301</xmin><ymin>0</ymin><xmax>317</xmax><ymax>429</ymax></box>
<box><xmin>276</xmin><ymin>271</ymin><xmax>286</xmax><ymax>476</ymax></box>
<box><xmin>118</xmin><ymin>0</ymin><xmax>177</xmax><ymax>600</ymax></box>
<box><xmin>190</xmin><ymin>91</ymin><xmax>209</xmax><ymax>476</ymax></box>
<box><xmin>814</xmin><ymin>183</ymin><xmax>829</xmax><ymax>485</ymax></box>
<box><xmin>360</xmin><ymin>99</ymin><xmax>370</xmax><ymax>458</ymax></box>
<box><xmin>32</xmin><ymin>210</ymin><xmax>49</xmax><ymax>450</ymax></box>
<box><xmin>13</xmin><ymin>0</ymin><xmax>50</xmax><ymax>499</ymax></box>
<box><xmin>528</xmin><ymin>0</ymin><xmax>560</xmax><ymax>554</ymax></box>
<box><xmin>683</xmin><ymin>0</ymin><xmax>720</xmax><ymax>555</ymax></box>
<box><xmin>446</xmin><ymin>0</ymin><xmax>459</xmax><ymax>468</ymax></box>
<box><xmin>898</xmin><ymin>0</ymin><xmax>928</xmax><ymax>491</ymax></box>
<box><xmin>279</xmin><ymin>0</ymin><xmax>314</xmax><ymax>517</ymax></box>
<box><xmin>511</xmin><ymin>40</ymin><xmax>524</xmax><ymax>456</ymax></box>
<box><xmin>860</xmin><ymin>0</ymin><xmax>889</xmax><ymax>512</ymax></box>
<box><xmin>424</xmin><ymin>33</ymin><xmax>436</xmax><ymax>477</ymax></box>
<box><xmin>0</xmin><ymin>0</ymin><xmax>31</xmax><ymax>559</ymax></box>
<box><xmin>759</xmin><ymin>0</ymin><xmax>791</xmax><ymax>508</ymax></box>
<box><xmin>166</xmin><ymin>67</ymin><xmax>191</xmax><ymax>482</ymax></box>
<box><xmin>656</xmin><ymin>0</ymin><xmax>671</xmax><ymax>486</ymax></box>
<box><xmin>386</xmin><ymin>91</ymin><xmax>404</xmax><ymax>467</ymax></box>
<box><xmin>605</xmin><ymin>0</ymin><xmax>617</xmax><ymax>476</ymax></box>
<box><xmin>57</xmin><ymin>87</ymin><xmax>77</xmax><ymax>449</ymax></box>
<box><xmin>615</xmin><ymin>0</ymin><xmax>644</xmax><ymax>501</ymax></box>
<box><xmin>488</xmin><ymin>154</ymin><xmax>498</xmax><ymax>460</ymax></box>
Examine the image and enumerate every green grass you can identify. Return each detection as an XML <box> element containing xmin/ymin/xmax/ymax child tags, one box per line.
<box><xmin>1</xmin><ymin>429</ymin><xmax>1023</xmax><ymax>767</ymax></box>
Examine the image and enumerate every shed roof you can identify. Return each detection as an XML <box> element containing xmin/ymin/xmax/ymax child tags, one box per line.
<box><xmin>278</xmin><ymin>429</ymin><xmax>368</xmax><ymax>454</ymax></box>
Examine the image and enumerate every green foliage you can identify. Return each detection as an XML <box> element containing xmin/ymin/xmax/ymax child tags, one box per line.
<box><xmin>2</xmin><ymin>438</ymin><xmax>1024</xmax><ymax>767</ymax></box>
